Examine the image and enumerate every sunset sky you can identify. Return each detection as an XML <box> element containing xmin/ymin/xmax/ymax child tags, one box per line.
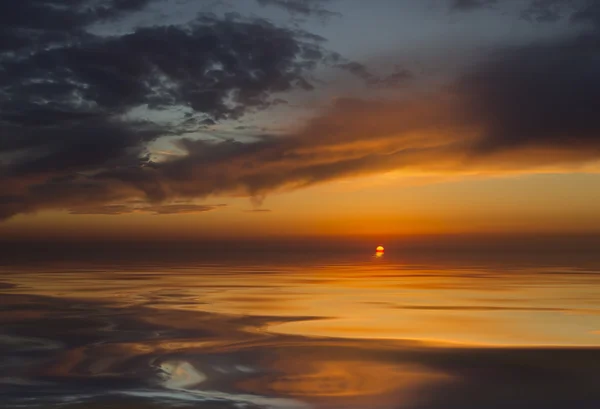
<box><xmin>2</xmin><ymin>0</ymin><xmax>600</xmax><ymax>240</ymax></box>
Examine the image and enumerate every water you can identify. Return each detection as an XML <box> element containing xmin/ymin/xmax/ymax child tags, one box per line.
<box><xmin>1</xmin><ymin>245</ymin><xmax>600</xmax><ymax>409</ymax></box>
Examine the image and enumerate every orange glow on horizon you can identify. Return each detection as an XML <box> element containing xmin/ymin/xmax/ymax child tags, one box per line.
<box><xmin>3</xmin><ymin>173</ymin><xmax>600</xmax><ymax>241</ymax></box>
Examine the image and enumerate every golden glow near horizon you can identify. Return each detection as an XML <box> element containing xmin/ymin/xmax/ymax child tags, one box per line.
<box><xmin>2</xmin><ymin>172</ymin><xmax>600</xmax><ymax>240</ymax></box>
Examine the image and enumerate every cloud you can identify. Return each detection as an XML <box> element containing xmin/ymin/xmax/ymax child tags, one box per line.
<box><xmin>453</xmin><ymin>0</ymin><xmax>598</xmax><ymax>24</ymax></box>
<box><xmin>336</xmin><ymin>62</ymin><xmax>413</xmax><ymax>88</ymax></box>
<box><xmin>517</xmin><ymin>0</ymin><xmax>600</xmax><ymax>24</ymax></box>
<box><xmin>69</xmin><ymin>203</ymin><xmax>226</xmax><ymax>215</ymax></box>
<box><xmin>0</xmin><ymin>0</ymin><xmax>157</xmax><ymax>54</ymax></box>
<box><xmin>449</xmin><ymin>0</ymin><xmax>498</xmax><ymax>11</ymax></box>
<box><xmin>1</xmin><ymin>16</ymin><xmax>324</xmax><ymax>123</ymax></box>
<box><xmin>572</xmin><ymin>1</ymin><xmax>600</xmax><ymax>26</ymax></box>
<box><xmin>520</xmin><ymin>0</ymin><xmax>570</xmax><ymax>22</ymax></box>
<box><xmin>254</xmin><ymin>0</ymin><xmax>339</xmax><ymax>19</ymax></box>
<box><xmin>456</xmin><ymin>36</ymin><xmax>600</xmax><ymax>153</ymax></box>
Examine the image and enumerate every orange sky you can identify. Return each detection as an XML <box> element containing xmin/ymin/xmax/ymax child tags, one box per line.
<box><xmin>3</xmin><ymin>171</ymin><xmax>600</xmax><ymax>240</ymax></box>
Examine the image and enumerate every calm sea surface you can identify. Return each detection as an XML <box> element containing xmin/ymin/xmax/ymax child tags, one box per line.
<box><xmin>1</xmin><ymin>246</ymin><xmax>600</xmax><ymax>408</ymax></box>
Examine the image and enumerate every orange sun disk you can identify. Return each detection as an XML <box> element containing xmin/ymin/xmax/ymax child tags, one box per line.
<box><xmin>376</xmin><ymin>246</ymin><xmax>385</xmax><ymax>252</ymax></box>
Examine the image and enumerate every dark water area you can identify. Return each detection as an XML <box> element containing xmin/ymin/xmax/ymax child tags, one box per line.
<box><xmin>1</xmin><ymin>243</ymin><xmax>600</xmax><ymax>408</ymax></box>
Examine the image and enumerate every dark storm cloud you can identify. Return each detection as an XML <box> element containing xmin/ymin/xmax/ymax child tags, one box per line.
<box><xmin>0</xmin><ymin>117</ymin><xmax>162</xmax><ymax>176</ymax></box>
<box><xmin>447</xmin><ymin>0</ymin><xmax>600</xmax><ymax>152</ymax></box>
<box><xmin>458</xmin><ymin>32</ymin><xmax>600</xmax><ymax>152</ymax></box>
<box><xmin>1</xmin><ymin>17</ymin><xmax>324</xmax><ymax>122</ymax></box>
<box><xmin>0</xmin><ymin>0</ymin><xmax>329</xmax><ymax>219</ymax></box>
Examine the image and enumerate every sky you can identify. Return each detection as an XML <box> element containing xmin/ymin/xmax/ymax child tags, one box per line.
<box><xmin>2</xmin><ymin>0</ymin><xmax>600</xmax><ymax>240</ymax></box>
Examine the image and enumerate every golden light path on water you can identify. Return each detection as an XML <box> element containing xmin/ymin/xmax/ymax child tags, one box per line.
<box><xmin>1</xmin><ymin>250</ymin><xmax>600</xmax><ymax>408</ymax></box>
<box><xmin>4</xmin><ymin>257</ymin><xmax>600</xmax><ymax>346</ymax></box>
<box><xmin>9</xmin><ymin>259</ymin><xmax>598</xmax><ymax>346</ymax></box>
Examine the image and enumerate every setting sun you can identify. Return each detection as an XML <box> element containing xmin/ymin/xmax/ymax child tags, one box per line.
<box><xmin>376</xmin><ymin>245</ymin><xmax>385</xmax><ymax>252</ymax></box>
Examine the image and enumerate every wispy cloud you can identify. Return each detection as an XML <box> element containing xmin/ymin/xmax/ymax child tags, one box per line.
<box><xmin>449</xmin><ymin>0</ymin><xmax>498</xmax><ymax>11</ymax></box>
<box><xmin>255</xmin><ymin>0</ymin><xmax>340</xmax><ymax>19</ymax></box>
<box><xmin>68</xmin><ymin>204</ymin><xmax>226</xmax><ymax>215</ymax></box>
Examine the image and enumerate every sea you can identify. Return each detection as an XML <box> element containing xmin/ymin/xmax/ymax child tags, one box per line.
<box><xmin>1</xmin><ymin>238</ymin><xmax>600</xmax><ymax>409</ymax></box>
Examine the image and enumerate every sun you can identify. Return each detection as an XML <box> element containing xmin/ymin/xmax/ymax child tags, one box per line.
<box><xmin>376</xmin><ymin>245</ymin><xmax>384</xmax><ymax>252</ymax></box>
